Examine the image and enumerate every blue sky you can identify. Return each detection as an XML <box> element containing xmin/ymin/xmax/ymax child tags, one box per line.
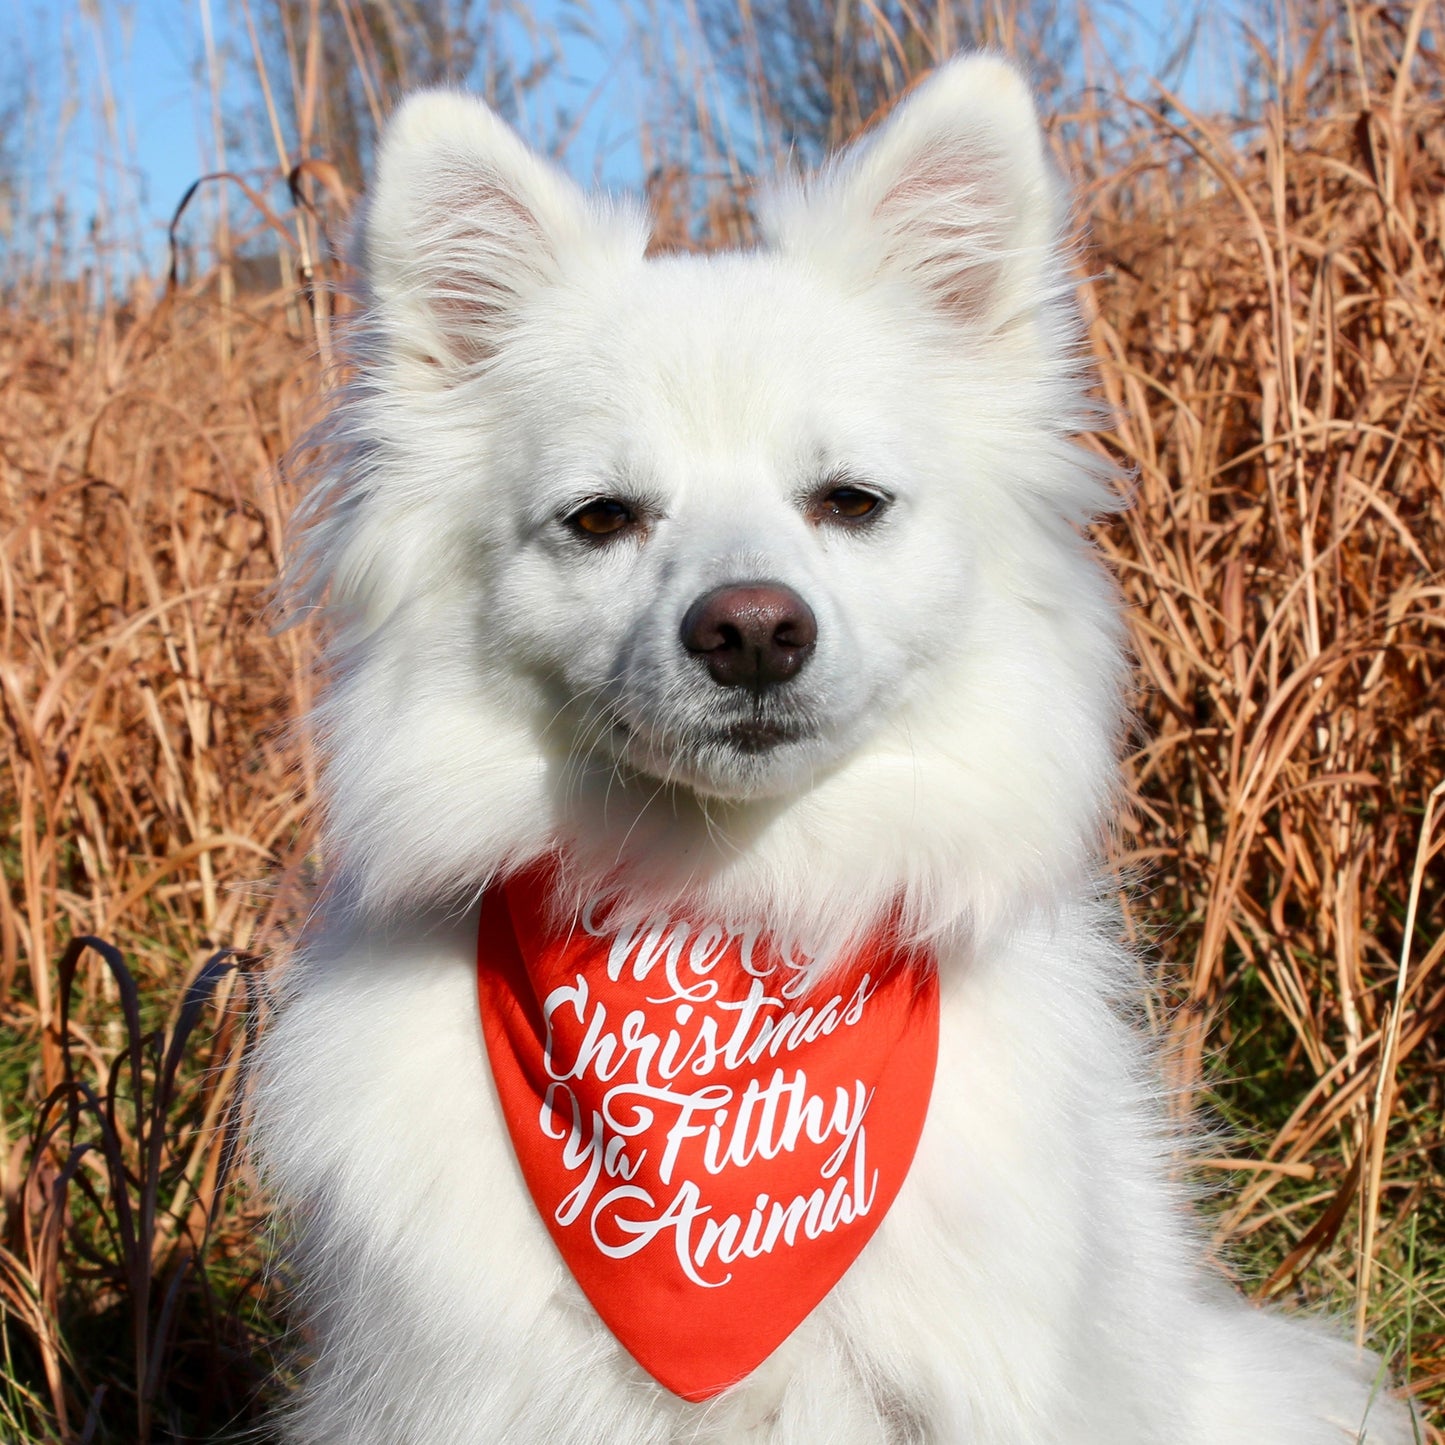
<box><xmin>4</xmin><ymin>0</ymin><xmax>653</xmax><ymax>274</ymax></box>
<box><xmin>3</xmin><ymin>0</ymin><xmax>1245</xmax><ymax>278</ymax></box>
<box><xmin>4</xmin><ymin>2</ymin><xmax>217</xmax><ymax>273</ymax></box>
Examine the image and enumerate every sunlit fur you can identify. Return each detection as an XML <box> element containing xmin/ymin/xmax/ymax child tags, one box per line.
<box><xmin>253</xmin><ymin>56</ymin><xmax>1411</xmax><ymax>1444</ymax></box>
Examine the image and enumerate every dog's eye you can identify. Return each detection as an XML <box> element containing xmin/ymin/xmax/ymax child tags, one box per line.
<box><xmin>566</xmin><ymin>498</ymin><xmax>636</xmax><ymax>539</ymax></box>
<box><xmin>809</xmin><ymin>484</ymin><xmax>886</xmax><ymax>526</ymax></box>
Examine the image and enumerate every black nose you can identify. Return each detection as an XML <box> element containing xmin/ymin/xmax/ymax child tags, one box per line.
<box><xmin>680</xmin><ymin>582</ymin><xmax>818</xmax><ymax>689</ymax></box>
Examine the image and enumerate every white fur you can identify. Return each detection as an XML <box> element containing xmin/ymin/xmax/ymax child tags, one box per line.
<box><xmin>255</xmin><ymin>56</ymin><xmax>1412</xmax><ymax>1443</ymax></box>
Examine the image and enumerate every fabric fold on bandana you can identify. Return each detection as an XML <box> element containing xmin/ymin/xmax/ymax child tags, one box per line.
<box><xmin>476</xmin><ymin>865</ymin><xmax>940</xmax><ymax>1402</ymax></box>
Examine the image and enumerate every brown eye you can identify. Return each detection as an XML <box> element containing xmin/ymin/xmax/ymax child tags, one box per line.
<box><xmin>567</xmin><ymin>498</ymin><xmax>636</xmax><ymax>538</ymax></box>
<box><xmin>810</xmin><ymin>484</ymin><xmax>886</xmax><ymax>525</ymax></box>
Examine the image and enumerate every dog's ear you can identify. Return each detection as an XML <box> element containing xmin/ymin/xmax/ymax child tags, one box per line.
<box><xmin>362</xmin><ymin>92</ymin><xmax>643</xmax><ymax>380</ymax></box>
<box><xmin>767</xmin><ymin>56</ymin><xmax>1060</xmax><ymax>330</ymax></box>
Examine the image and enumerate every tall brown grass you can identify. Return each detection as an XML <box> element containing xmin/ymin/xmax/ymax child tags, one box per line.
<box><xmin>1</xmin><ymin>0</ymin><xmax>1441</xmax><ymax>1438</ymax></box>
<box><xmin>1085</xmin><ymin>19</ymin><xmax>1445</xmax><ymax>1338</ymax></box>
<box><xmin>0</xmin><ymin>277</ymin><xmax>324</xmax><ymax>1437</ymax></box>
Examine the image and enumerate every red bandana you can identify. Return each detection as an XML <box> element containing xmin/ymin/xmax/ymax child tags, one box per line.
<box><xmin>476</xmin><ymin>865</ymin><xmax>939</xmax><ymax>1402</ymax></box>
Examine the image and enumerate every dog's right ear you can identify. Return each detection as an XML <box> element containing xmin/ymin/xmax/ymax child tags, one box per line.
<box><xmin>362</xmin><ymin>93</ymin><xmax>644</xmax><ymax>382</ymax></box>
<box><xmin>766</xmin><ymin>56</ymin><xmax>1061</xmax><ymax>335</ymax></box>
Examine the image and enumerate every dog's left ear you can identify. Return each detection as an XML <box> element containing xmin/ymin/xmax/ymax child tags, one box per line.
<box><xmin>362</xmin><ymin>92</ymin><xmax>646</xmax><ymax>383</ymax></box>
<box><xmin>767</xmin><ymin>56</ymin><xmax>1060</xmax><ymax>329</ymax></box>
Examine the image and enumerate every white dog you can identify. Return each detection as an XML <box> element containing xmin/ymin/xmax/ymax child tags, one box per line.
<box><xmin>253</xmin><ymin>55</ymin><xmax>1412</xmax><ymax>1443</ymax></box>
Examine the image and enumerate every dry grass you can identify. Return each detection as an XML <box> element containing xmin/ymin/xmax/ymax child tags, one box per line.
<box><xmin>1078</xmin><ymin>8</ymin><xmax>1445</xmax><ymax>1373</ymax></box>
<box><xmin>1</xmin><ymin>0</ymin><xmax>1441</xmax><ymax>1438</ymax></box>
<box><xmin>0</xmin><ymin>276</ymin><xmax>324</xmax><ymax>1437</ymax></box>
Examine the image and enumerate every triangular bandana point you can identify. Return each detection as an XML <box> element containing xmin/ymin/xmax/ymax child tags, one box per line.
<box><xmin>476</xmin><ymin>866</ymin><xmax>940</xmax><ymax>1402</ymax></box>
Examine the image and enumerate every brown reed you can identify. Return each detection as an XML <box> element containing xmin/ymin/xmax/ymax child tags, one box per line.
<box><xmin>1079</xmin><ymin>7</ymin><xmax>1445</xmax><ymax>1356</ymax></box>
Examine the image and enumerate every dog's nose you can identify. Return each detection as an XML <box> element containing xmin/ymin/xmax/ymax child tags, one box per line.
<box><xmin>681</xmin><ymin>583</ymin><xmax>818</xmax><ymax>689</ymax></box>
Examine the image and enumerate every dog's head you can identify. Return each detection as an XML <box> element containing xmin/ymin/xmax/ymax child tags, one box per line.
<box><xmin>297</xmin><ymin>58</ymin><xmax>1125</xmax><ymax>933</ymax></box>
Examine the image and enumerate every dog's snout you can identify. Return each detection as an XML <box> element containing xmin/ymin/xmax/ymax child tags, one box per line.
<box><xmin>681</xmin><ymin>583</ymin><xmax>818</xmax><ymax>689</ymax></box>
